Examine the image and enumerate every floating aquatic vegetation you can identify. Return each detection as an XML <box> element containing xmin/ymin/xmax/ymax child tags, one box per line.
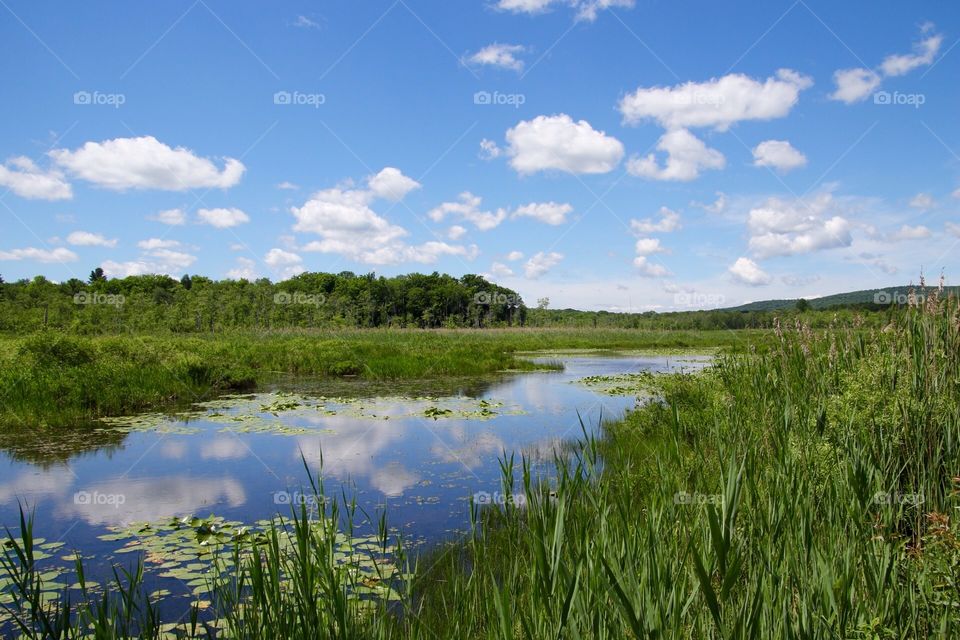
<box><xmin>575</xmin><ymin>371</ymin><xmax>659</xmax><ymax>396</ymax></box>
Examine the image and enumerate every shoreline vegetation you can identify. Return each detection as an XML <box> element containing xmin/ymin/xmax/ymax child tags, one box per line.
<box><xmin>3</xmin><ymin>295</ymin><xmax>958</xmax><ymax>636</ymax></box>
<box><xmin>0</xmin><ymin>328</ymin><xmax>758</xmax><ymax>428</ymax></box>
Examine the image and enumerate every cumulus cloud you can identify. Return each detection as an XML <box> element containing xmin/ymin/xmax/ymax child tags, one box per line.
<box><xmin>149</xmin><ymin>208</ymin><xmax>187</xmax><ymax>225</ymax></box>
<box><xmin>265</xmin><ymin>248</ymin><xmax>305</xmax><ymax>279</ymax></box>
<box><xmin>630</xmin><ymin>206</ymin><xmax>682</xmax><ymax>234</ymax></box>
<box><xmin>619</xmin><ymin>69</ymin><xmax>812</xmax><ymax>131</ymax></box>
<box><xmin>511</xmin><ymin>201</ymin><xmax>572</xmax><ymax>225</ymax></box>
<box><xmin>505</xmin><ymin>114</ymin><xmax>624</xmax><ymax>175</ymax></box>
<box><xmin>506</xmin><ymin>251</ymin><xmax>524</xmax><ymax>261</ymax></box>
<box><xmin>50</xmin><ymin>136</ymin><xmax>245</xmax><ymax>191</ymax></box>
<box><xmin>0</xmin><ymin>156</ymin><xmax>72</xmax><ymax>200</ymax></box>
<box><xmin>524</xmin><ymin>251</ymin><xmax>563</xmax><ymax>278</ymax></box>
<box><xmin>464</xmin><ymin>43</ymin><xmax>526</xmax><ymax>72</ymax></box>
<box><xmin>831</xmin><ymin>27</ymin><xmax>942</xmax><ymax>103</ymax></box>
<box><xmin>495</xmin><ymin>0</ymin><xmax>634</xmax><ymax>21</ymax></box>
<box><xmin>0</xmin><ymin>247</ymin><xmax>78</xmax><ymax>263</ymax></box>
<box><xmin>277</xmin><ymin>181</ymin><xmax>299</xmax><ymax>190</ymax></box>
<box><xmin>634</xmin><ymin>237</ymin><xmax>667</xmax><ymax>256</ymax></box>
<box><xmin>490</xmin><ymin>262</ymin><xmax>514</xmax><ymax>278</ymax></box>
<box><xmin>946</xmin><ymin>222</ymin><xmax>960</xmax><ymax>238</ymax></box>
<box><xmin>197</xmin><ymin>207</ymin><xmax>250</xmax><ymax>228</ymax></box>
<box><xmin>752</xmin><ymin>139</ymin><xmax>807</xmax><ymax>173</ymax></box>
<box><xmin>692</xmin><ymin>191</ymin><xmax>727</xmax><ymax>214</ymax></box>
<box><xmin>102</xmin><ymin>245</ymin><xmax>196</xmax><ymax>277</ymax></box>
<box><xmin>627</xmin><ymin>128</ymin><xmax>725</xmax><ymax>181</ymax></box>
<box><xmin>729</xmin><ymin>257</ymin><xmax>771</xmax><ymax>286</ymax></box>
<box><xmin>227</xmin><ymin>257</ymin><xmax>258</xmax><ymax>280</ymax></box>
<box><xmin>830</xmin><ymin>68</ymin><xmax>882</xmax><ymax>104</ymax></box>
<box><xmin>137</xmin><ymin>238</ymin><xmax>180</xmax><ymax>250</ymax></box>
<box><xmin>479</xmin><ymin>139</ymin><xmax>502</xmax><ymax>160</ymax></box>
<box><xmin>428</xmin><ymin>192</ymin><xmax>506</xmax><ymax>230</ymax></box>
<box><xmin>447</xmin><ymin>225</ymin><xmax>467</xmax><ymax>240</ymax></box>
<box><xmin>633</xmin><ymin>255</ymin><xmax>670</xmax><ymax>277</ymax></box>
<box><xmin>747</xmin><ymin>194</ymin><xmax>852</xmax><ymax>258</ymax></box>
<box><xmin>293</xmin><ymin>169</ymin><xmax>477</xmax><ymax>266</ymax></box>
<box><xmin>367</xmin><ymin>167</ymin><xmax>421</xmax><ymax>201</ymax></box>
<box><xmin>66</xmin><ymin>231</ymin><xmax>118</xmax><ymax>248</ymax></box>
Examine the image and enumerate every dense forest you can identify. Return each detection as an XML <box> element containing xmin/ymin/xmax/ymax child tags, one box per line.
<box><xmin>0</xmin><ymin>269</ymin><xmax>923</xmax><ymax>334</ymax></box>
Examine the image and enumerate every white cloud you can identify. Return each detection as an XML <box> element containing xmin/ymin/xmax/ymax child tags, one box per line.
<box><xmin>524</xmin><ymin>251</ymin><xmax>563</xmax><ymax>279</ymax></box>
<box><xmin>0</xmin><ymin>156</ymin><xmax>72</xmax><ymax>200</ymax></box>
<box><xmin>102</xmin><ymin>245</ymin><xmax>196</xmax><ymax>278</ymax></box>
<box><xmin>197</xmin><ymin>207</ymin><xmax>250</xmax><ymax>228</ymax></box>
<box><xmin>505</xmin><ymin>114</ymin><xmax>624</xmax><ymax>175</ymax></box>
<box><xmin>490</xmin><ymin>262</ymin><xmax>514</xmax><ymax>278</ymax></box>
<box><xmin>634</xmin><ymin>237</ymin><xmax>667</xmax><ymax>256</ymax></box>
<box><xmin>729</xmin><ymin>257</ymin><xmax>771</xmax><ymax>286</ymax></box>
<box><xmin>149</xmin><ymin>208</ymin><xmax>187</xmax><ymax>225</ymax></box>
<box><xmin>293</xmin><ymin>170</ymin><xmax>477</xmax><ymax>266</ymax></box>
<box><xmin>277</xmin><ymin>181</ymin><xmax>299</xmax><ymax>190</ymax></box>
<box><xmin>909</xmin><ymin>192</ymin><xmax>934</xmax><ymax>210</ymax></box>
<box><xmin>495</xmin><ymin>0</ymin><xmax>634</xmax><ymax>21</ymax></box>
<box><xmin>693</xmin><ymin>191</ymin><xmax>727</xmax><ymax>214</ymax></box>
<box><xmin>428</xmin><ymin>192</ymin><xmax>506</xmax><ymax>230</ymax></box>
<box><xmin>447</xmin><ymin>225</ymin><xmax>467</xmax><ymax>240</ymax></box>
<box><xmin>619</xmin><ymin>69</ymin><xmax>812</xmax><ymax>131</ymax></box>
<box><xmin>292</xmin><ymin>15</ymin><xmax>321</xmax><ymax>29</ymax></box>
<box><xmin>511</xmin><ymin>201</ymin><xmax>572</xmax><ymax>225</ymax></box>
<box><xmin>479</xmin><ymin>139</ymin><xmax>502</xmax><ymax>160</ymax></box>
<box><xmin>746</xmin><ymin>194</ymin><xmax>852</xmax><ymax>258</ymax></box>
<box><xmin>50</xmin><ymin>136</ymin><xmax>245</xmax><ymax>191</ymax></box>
<box><xmin>66</xmin><ymin>231</ymin><xmax>118</xmax><ymax>248</ymax></box>
<box><xmin>880</xmin><ymin>33</ymin><xmax>942</xmax><ymax>76</ymax></box>
<box><xmin>464</xmin><ymin>43</ymin><xmax>526</xmax><ymax>72</ymax></box>
<box><xmin>831</xmin><ymin>28</ymin><xmax>942</xmax><ymax>104</ymax></box>
<box><xmin>506</xmin><ymin>250</ymin><xmax>524</xmax><ymax>261</ymax></box>
<box><xmin>0</xmin><ymin>247</ymin><xmax>78</xmax><ymax>263</ymax></box>
<box><xmin>633</xmin><ymin>255</ymin><xmax>670</xmax><ymax>277</ymax></box>
<box><xmin>627</xmin><ymin>128</ymin><xmax>725</xmax><ymax>181</ymax></box>
<box><xmin>888</xmin><ymin>224</ymin><xmax>931</xmax><ymax>241</ymax></box>
<box><xmin>829</xmin><ymin>68</ymin><xmax>882</xmax><ymax>104</ymax></box>
<box><xmin>227</xmin><ymin>257</ymin><xmax>258</xmax><ymax>280</ymax></box>
<box><xmin>367</xmin><ymin>167</ymin><xmax>421</xmax><ymax>201</ymax></box>
<box><xmin>630</xmin><ymin>206</ymin><xmax>682</xmax><ymax>233</ymax></box>
<box><xmin>265</xmin><ymin>248</ymin><xmax>305</xmax><ymax>279</ymax></box>
<box><xmin>752</xmin><ymin>139</ymin><xmax>807</xmax><ymax>173</ymax></box>
<box><xmin>946</xmin><ymin>222</ymin><xmax>960</xmax><ymax>238</ymax></box>
<box><xmin>137</xmin><ymin>238</ymin><xmax>180</xmax><ymax>250</ymax></box>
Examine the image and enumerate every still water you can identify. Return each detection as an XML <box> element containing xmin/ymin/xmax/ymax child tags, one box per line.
<box><xmin>0</xmin><ymin>353</ymin><xmax>708</xmax><ymax>605</ymax></box>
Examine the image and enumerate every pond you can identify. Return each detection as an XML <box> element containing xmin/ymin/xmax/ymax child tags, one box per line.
<box><xmin>0</xmin><ymin>353</ymin><xmax>709</xmax><ymax>615</ymax></box>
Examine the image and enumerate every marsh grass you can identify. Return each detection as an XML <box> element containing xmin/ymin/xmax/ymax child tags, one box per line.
<box><xmin>4</xmin><ymin>301</ymin><xmax>959</xmax><ymax>637</ymax></box>
<box><xmin>0</xmin><ymin>328</ymin><xmax>752</xmax><ymax>427</ymax></box>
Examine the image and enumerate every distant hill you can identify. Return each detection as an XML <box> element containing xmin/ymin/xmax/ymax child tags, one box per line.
<box><xmin>724</xmin><ymin>285</ymin><xmax>960</xmax><ymax>312</ymax></box>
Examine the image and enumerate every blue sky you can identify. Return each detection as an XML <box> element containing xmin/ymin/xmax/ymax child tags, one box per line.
<box><xmin>1</xmin><ymin>0</ymin><xmax>958</xmax><ymax>310</ymax></box>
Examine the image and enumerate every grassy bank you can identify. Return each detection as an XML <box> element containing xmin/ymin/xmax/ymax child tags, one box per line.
<box><xmin>0</xmin><ymin>328</ymin><xmax>756</xmax><ymax>427</ymax></box>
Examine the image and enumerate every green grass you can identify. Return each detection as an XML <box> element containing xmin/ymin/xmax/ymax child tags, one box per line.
<box><xmin>0</xmin><ymin>328</ymin><xmax>756</xmax><ymax>427</ymax></box>
<box><xmin>6</xmin><ymin>302</ymin><xmax>959</xmax><ymax>637</ymax></box>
